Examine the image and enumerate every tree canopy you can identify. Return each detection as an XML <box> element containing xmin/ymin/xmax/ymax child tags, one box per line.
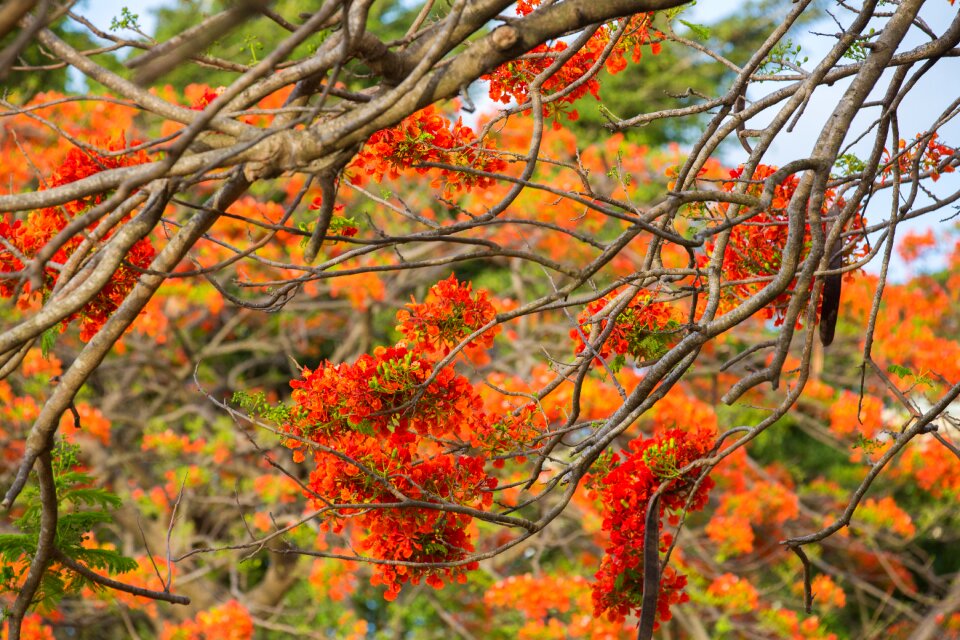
<box><xmin>1</xmin><ymin>1</ymin><xmax>960</xmax><ymax>639</ymax></box>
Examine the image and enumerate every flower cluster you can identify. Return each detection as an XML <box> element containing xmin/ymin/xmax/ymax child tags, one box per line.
<box><xmin>763</xmin><ymin>609</ymin><xmax>839</xmax><ymax>640</ymax></box>
<box><xmin>189</xmin><ymin>86</ymin><xmax>224</xmax><ymax>110</ymax></box>
<box><xmin>881</xmin><ymin>132</ymin><xmax>957</xmax><ymax>183</ymax></box>
<box><xmin>897</xmin><ymin>228</ymin><xmax>936</xmax><ymax>263</ymax></box>
<box><xmin>348</xmin><ymin>105</ymin><xmax>507</xmax><ymax>195</ymax></box>
<box><xmin>2</xmin><ymin>614</ymin><xmax>54</xmax><ymax>640</ymax></box>
<box><xmin>307</xmin><ymin>195</ymin><xmax>358</xmax><ymax>241</ymax></box>
<box><xmin>278</xmin><ymin>276</ymin><xmax>543</xmax><ymax>599</ymax></box>
<box><xmin>706</xmin><ymin>573</ymin><xmax>760</xmax><ymax>613</ymax></box>
<box><xmin>364</xmin><ymin>501</ymin><xmax>485</xmax><ymax>600</ymax></box>
<box><xmin>572</xmin><ymin>288</ymin><xmax>680</xmax><ymax>364</ymax></box>
<box><xmin>797</xmin><ymin>575</ymin><xmax>846</xmax><ymax>610</ymax></box>
<box><xmin>484</xmin><ymin>7</ymin><xmax>660</xmax><ymax>125</ymax></box>
<box><xmin>484</xmin><ymin>573</ymin><xmax>632</xmax><ymax>638</ymax></box>
<box><xmin>159</xmin><ymin>600</ymin><xmax>253</xmax><ymax>640</ymax></box>
<box><xmin>283</xmin><ymin>348</ymin><xmax>495</xmax><ymax>597</ymax></box>
<box><xmin>858</xmin><ymin>496</ymin><xmax>916</xmax><ymax>538</ymax></box>
<box><xmin>475</xmin><ymin>403</ymin><xmax>541</xmax><ymax>466</ymax></box>
<box><xmin>286</xmin><ymin>344</ymin><xmax>488</xmax><ymax>446</ymax></box>
<box><xmin>699</xmin><ymin>164</ymin><xmax>866</xmax><ymax>326</ymax></box>
<box><xmin>605</xmin><ymin>14</ymin><xmax>661</xmax><ymax>74</ymax></box>
<box><xmin>0</xmin><ymin>137</ymin><xmax>154</xmax><ymax>340</ymax></box>
<box><xmin>705</xmin><ymin>480</ymin><xmax>798</xmax><ymax>558</ymax></box>
<box><xmin>591</xmin><ymin>427</ymin><xmax>715</xmax><ymax>628</ymax></box>
<box><xmin>828</xmin><ymin>390</ymin><xmax>883</xmax><ymax>440</ymax></box>
<box><xmin>396</xmin><ymin>273</ymin><xmax>500</xmax><ymax>359</ymax></box>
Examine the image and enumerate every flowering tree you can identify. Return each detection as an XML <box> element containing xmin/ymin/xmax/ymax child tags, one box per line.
<box><xmin>1</xmin><ymin>1</ymin><xmax>960</xmax><ymax>639</ymax></box>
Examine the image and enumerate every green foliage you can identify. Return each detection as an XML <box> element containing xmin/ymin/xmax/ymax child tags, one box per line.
<box><xmin>149</xmin><ymin>0</ymin><xmax>430</xmax><ymax>90</ymax></box>
<box><xmin>240</xmin><ymin>34</ymin><xmax>265</xmax><ymax>64</ymax></box>
<box><xmin>761</xmin><ymin>38</ymin><xmax>808</xmax><ymax>73</ymax></box>
<box><xmin>110</xmin><ymin>7</ymin><xmax>142</xmax><ymax>32</ymax></box>
<box><xmin>40</xmin><ymin>326</ymin><xmax>58</xmax><ymax>359</ymax></box>
<box><xmin>605</xmin><ymin>152</ymin><xmax>634</xmax><ymax>187</ymax></box>
<box><xmin>608</xmin><ymin>353</ymin><xmax>628</xmax><ymax>374</ymax></box>
<box><xmin>297</xmin><ymin>215</ymin><xmax>359</xmax><ymax>249</ymax></box>
<box><xmin>71</xmin><ymin>547</ymin><xmax>138</xmax><ymax>576</ymax></box>
<box><xmin>0</xmin><ymin>441</ymin><xmax>135</xmax><ymax>612</ymax></box>
<box><xmin>329</xmin><ymin>215</ymin><xmax>359</xmax><ymax>234</ymax></box>
<box><xmin>844</xmin><ymin>28</ymin><xmax>877</xmax><ymax>62</ymax></box>
<box><xmin>232</xmin><ymin>389</ymin><xmax>297</xmax><ymax>424</ymax></box>
<box><xmin>887</xmin><ymin>363</ymin><xmax>934</xmax><ymax>387</ymax></box>
<box><xmin>834</xmin><ymin>152</ymin><xmax>867</xmax><ymax>177</ymax></box>
<box><xmin>887</xmin><ymin>363</ymin><xmax>913</xmax><ymax>378</ymax></box>
<box><xmin>679</xmin><ymin>20</ymin><xmax>712</xmax><ymax>41</ymax></box>
<box><xmin>852</xmin><ymin>432</ymin><xmax>881</xmax><ymax>455</ymax></box>
<box><xmin>626</xmin><ymin>320</ymin><xmax>680</xmax><ymax>362</ymax></box>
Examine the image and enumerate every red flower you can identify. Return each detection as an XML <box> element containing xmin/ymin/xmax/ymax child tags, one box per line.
<box><xmin>572</xmin><ymin>288</ymin><xmax>680</xmax><ymax>363</ymax></box>
<box><xmin>701</xmin><ymin>164</ymin><xmax>867</xmax><ymax>326</ymax></box>
<box><xmin>0</xmin><ymin>136</ymin><xmax>154</xmax><ymax>341</ymax></box>
<box><xmin>590</xmin><ymin>427</ymin><xmax>716</xmax><ymax>627</ymax></box>
<box><xmin>348</xmin><ymin>106</ymin><xmax>507</xmax><ymax>195</ymax></box>
<box><xmin>483</xmin><ymin>8</ymin><xmax>661</xmax><ymax>126</ymax></box>
<box><xmin>396</xmin><ymin>274</ymin><xmax>500</xmax><ymax>359</ymax></box>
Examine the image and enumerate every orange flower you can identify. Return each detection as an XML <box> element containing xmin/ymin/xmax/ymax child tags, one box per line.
<box><xmin>0</xmin><ymin>136</ymin><xmax>155</xmax><ymax>341</ymax></box>
<box><xmin>707</xmin><ymin>573</ymin><xmax>760</xmax><ymax>612</ymax></box>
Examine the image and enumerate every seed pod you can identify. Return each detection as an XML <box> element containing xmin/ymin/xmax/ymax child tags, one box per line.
<box><xmin>819</xmin><ymin>250</ymin><xmax>843</xmax><ymax>347</ymax></box>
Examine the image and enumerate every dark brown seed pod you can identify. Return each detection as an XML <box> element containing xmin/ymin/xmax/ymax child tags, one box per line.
<box><xmin>819</xmin><ymin>250</ymin><xmax>843</xmax><ymax>347</ymax></box>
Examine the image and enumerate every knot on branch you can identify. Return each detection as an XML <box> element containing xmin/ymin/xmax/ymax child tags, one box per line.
<box><xmin>491</xmin><ymin>26</ymin><xmax>519</xmax><ymax>52</ymax></box>
<box><xmin>243</xmin><ymin>130</ymin><xmax>303</xmax><ymax>181</ymax></box>
<box><xmin>354</xmin><ymin>33</ymin><xmax>406</xmax><ymax>85</ymax></box>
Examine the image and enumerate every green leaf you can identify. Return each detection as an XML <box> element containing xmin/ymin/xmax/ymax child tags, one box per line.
<box><xmin>57</xmin><ymin>511</ymin><xmax>115</xmax><ymax>536</ymax></box>
<box><xmin>109</xmin><ymin>7</ymin><xmax>141</xmax><ymax>32</ymax></box>
<box><xmin>352</xmin><ymin>420</ymin><xmax>375</xmax><ymax>437</ymax></box>
<box><xmin>232</xmin><ymin>390</ymin><xmax>294</xmax><ymax>424</ymax></box>
<box><xmin>664</xmin><ymin>0</ymin><xmax>694</xmax><ymax>20</ymax></box>
<box><xmin>614</xmin><ymin>571</ymin><xmax>626</xmax><ymax>592</ymax></box>
<box><xmin>61</xmin><ymin>487</ymin><xmax>123</xmax><ymax>510</ymax></box>
<box><xmin>0</xmin><ymin>438</ymin><xmax>133</xmax><ymax>612</ymax></box>
<box><xmin>835</xmin><ymin>153</ymin><xmax>866</xmax><ymax>176</ymax></box>
<box><xmin>40</xmin><ymin>325</ymin><xmax>58</xmax><ymax>358</ymax></box>
<box><xmin>71</xmin><ymin>547</ymin><xmax>139</xmax><ymax>575</ymax></box>
<box><xmin>679</xmin><ymin>20</ymin><xmax>711</xmax><ymax>41</ymax></box>
<box><xmin>887</xmin><ymin>364</ymin><xmax>913</xmax><ymax>378</ymax></box>
<box><xmin>609</xmin><ymin>353</ymin><xmax>626</xmax><ymax>374</ymax></box>
<box><xmin>36</xmin><ymin>571</ymin><xmax>68</xmax><ymax>609</ymax></box>
<box><xmin>0</xmin><ymin>533</ymin><xmax>37</xmax><ymax>560</ymax></box>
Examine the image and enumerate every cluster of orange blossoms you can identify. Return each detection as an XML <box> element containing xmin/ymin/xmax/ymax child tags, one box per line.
<box><xmin>485</xmin><ymin>3</ymin><xmax>661</xmax><ymax>124</ymax></box>
<box><xmin>280</xmin><ymin>275</ymin><xmax>541</xmax><ymax>599</ymax></box>
<box><xmin>591</xmin><ymin>427</ymin><xmax>716</xmax><ymax>628</ymax></box>
<box><xmin>348</xmin><ymin>105</ymin><xmax>507</xmax><ymax>195</ymax></box>
<box><xmin>700</xmin><ymin>164</ymin><xmax>866</xmax><ymax>326</ymax></box>
<box><xmin>396</xmin><ymin>274</ymin><xmax>499</xmax><ymax>359</ymax></box>
<box><xmin>484</xmin><ymin>573</ymin><xmax>632</xmax><ymax>638</ymax></box>
<box><xmin>188</xmin><ymin>86</ymin><xmax>224</xmax><ymax>110</ymax></box>
<box><xmin>0</xmin><ymin>137</ymin><xmax>154</xmax><ymax>340</ymax></box>
<box><xmin>706</xmin><ymin>573</ymin><xmax>760</xmax><ymax>613</ymax></box>
<box><xmin>572</xmin><ymin>288</ymin><xmax>681</xmax><ymax>363</ymax></box>
<box><xmin>881</xmin><ymin>132</ymin><xmax>957</xmax><ymax>183</ymax></box>
<box><xmin>159</xmin><ymin>600</ymin><xmax>253</xmax><ymax>640</ymax></box>
<box><xmin>705</xmin><ymin>480</ymin><xmax>799</xmax><ymax>558</ymax></box>
<box><xmin>1</xmin><ymin>614</ymin><xmax>53</xmax><ymax>640</ymax></box>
